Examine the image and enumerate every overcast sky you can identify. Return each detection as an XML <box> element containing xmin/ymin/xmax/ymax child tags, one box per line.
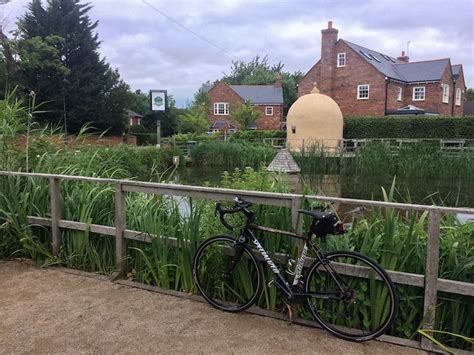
<box><xmin>1</xmin><ymin>0</ymin><xmax>473</xmax><ymax>107</ymax></box>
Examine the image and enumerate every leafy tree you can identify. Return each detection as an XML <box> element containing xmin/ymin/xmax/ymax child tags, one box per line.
<box><xmin>466</xmin><ymin>88</ymin><xmax>474</xmax><ymax>102</ymax></box>
<box><xmin>232</xmin><ymin>101</ymin><xmax>260</xmax><ymax>129</ymax></box>
<box><xmin>176</xmin><ymin>87</ymin><xmax>210</xmax><ymax>134</ymax></box>
<box><xmin>15</xmin><ymin>0</ymin><xmax>131</xmax><ymax>134</ymax></box>
<box><xmin>222</xmin><ymin>55</ymin><xmax>304</xmax><ymax>114</ymax></box>
<box><xmin>141</xmin><ymin>95</ymin><xmax>179</xmax><ymax>137</ymax></box>
<box><xmin>128</xmin><ymin>89</ymin><xmax>150</xmax><ymax>116</ymax></box>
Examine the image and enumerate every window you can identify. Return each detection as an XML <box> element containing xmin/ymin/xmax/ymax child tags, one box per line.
<box><xmin>396</xmin><ymin>87</ymin><xmax>402</xmax><ymax>101</ymax></box>
<box><xmin>265</xmin><ymin>106</ymin><xmax>273</xmax><ymax>115</ymax></box>
<box><xmin>442</xmin><ymin>84</ymin><xmax>449</xmax><ymax>103</ymax></box>
<box><xmin>369</xmin><ymin>54</ymin><xmax>381</xmax><ymax>63</ymax></box>
<box><xmin>413</xmin><ymin>87</ymin><xmax>425</xmax><ymax>101</ymax></box>
<box><xmin>357</xmin><ymin>85</ymin><xmax>370</xmax><ymax>99</ymax></box>
<box><xmin>213</xmin><ymin>102</ymin><xmax>229</xmax><ymax>115</ymax></box>
<box><xmin>129</xmin><ymin>118</ymin><xmax>133</xmax><ymax>126</ymax></box>
<box><xmin>360</xmin><ymin>51</ymin><xmax>372</xmax><ymax>60</ymax></box>
<box><xmin>291</xmin><ymin>126</ymin><xmax>296</xmax><ymax>134</ymax></box>
<box><xmin>337</xmin><ymin>53</ymin><xmax>346</xmax><ymax>67</ymax></box>
<box><xmin>455</xmin><ymin>88</ymin><xmax>462</xmax><ymax>106</ymax></box>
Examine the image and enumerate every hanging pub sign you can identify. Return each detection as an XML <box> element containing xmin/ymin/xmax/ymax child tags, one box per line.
<box><xmin>150</xmin><ymin>90</ymin><xmax>167</xmax><ymax>111</ymax></box>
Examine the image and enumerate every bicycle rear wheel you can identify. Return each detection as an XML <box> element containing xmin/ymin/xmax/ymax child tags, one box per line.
<box><xmin>193</xmin><ymin>236</ymin><xmax>263</xmax><ymax>312</ymax></box>
<box><xmin>305</xmin><ymin>251</ymin><xmax>397</xmax><ymax>342</ymax></box>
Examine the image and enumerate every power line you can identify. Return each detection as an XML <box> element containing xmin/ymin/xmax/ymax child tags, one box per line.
<box><xmin>141</xmin><ymin>0</ymin><xmax>241</xmax><ymax>61</ymax></box>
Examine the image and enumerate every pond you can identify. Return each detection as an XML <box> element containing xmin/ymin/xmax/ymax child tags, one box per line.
<box><xmin>171</xmin><ymin>166</ymin><xmax>474</xmax><ymax>207</ymax></box>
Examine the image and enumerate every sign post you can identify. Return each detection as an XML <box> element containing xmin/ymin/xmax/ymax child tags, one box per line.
<box><xmin>149</xmin><ymin>90</ymin><xmax>167</xmax><ymax>147</ymax></box>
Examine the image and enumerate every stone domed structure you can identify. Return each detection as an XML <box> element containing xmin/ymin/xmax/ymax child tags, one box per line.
<box><xmin>286</xmin><ymin>86</ymin><xmax>343</xmax><ymax>152</ymax></box>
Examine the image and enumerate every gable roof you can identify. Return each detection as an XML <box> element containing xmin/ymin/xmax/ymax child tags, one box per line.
<box><xmin>452</xmin><ymin>64</ymin><xmax>462</xmax><ymax>81</ymax></box>
<box><xmin>127</xmin><ymin>109</ymin><xmax>143</xmax><ymax>118</ymax></box>
<box><xmin>229</xmin><ymin>85</ymin><xmax>284</xmax><ymax>104</ymax></box>
<box><xmin>342</xmin><ymin>40</ymin><xmax>450</xmax><ymax>83</ymax></box>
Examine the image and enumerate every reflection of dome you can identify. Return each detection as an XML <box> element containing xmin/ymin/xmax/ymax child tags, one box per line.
<box><xmin>286</xmin><ymin>87</ymin><xmax>343</xmax><ymax>152</ymax></box>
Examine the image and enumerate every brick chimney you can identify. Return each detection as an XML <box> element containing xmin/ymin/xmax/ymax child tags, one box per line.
<box><xmin>320</xmin><ymin>21</ymin><xmax>338</xmax><ymax>96</ymax></box>
<box><xmin>397</xmin><ymin>51</ymin><xmax>409</xmax><ymax>63</ymax></box>
<box><xmin>274</xmin><ymin>74</ymin><xmax>283</xmax><ymax>88</ymax></box>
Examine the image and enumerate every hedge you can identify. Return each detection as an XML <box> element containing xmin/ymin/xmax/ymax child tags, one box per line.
<box><xmin>344</xmin><ymin>116</ymin><xmax>474</xmax><ymax>139</ymax></box>
<box><xmin>229</xmin><ymin>130</ymin><xmax>286</xmax><ymax>141</ymax></box>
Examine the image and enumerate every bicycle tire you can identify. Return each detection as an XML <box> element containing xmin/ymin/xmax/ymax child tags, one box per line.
<box><xmin>305</xmin><ymin>250</ymin><xmax>398</xmax><ymax>342</ymax></box>
<box><xmin>193</xmin><ymin>235</ymin><xmax>263</xmax><ymax>312</ymax></box>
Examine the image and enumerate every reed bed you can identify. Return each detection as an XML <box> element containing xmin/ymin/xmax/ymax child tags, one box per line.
<box><xmin>0</xmin><ymin>97</ymin><xmax>472</xmax><ymax>350</ymax></box>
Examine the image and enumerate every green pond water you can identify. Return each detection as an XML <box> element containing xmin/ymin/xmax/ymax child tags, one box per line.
<box><xmin>171</xmin><ymin>166</ymin><xmax>474</xmax><ymax>208</ymax></box>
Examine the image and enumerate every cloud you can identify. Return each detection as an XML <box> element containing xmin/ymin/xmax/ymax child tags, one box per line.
<box><xmin>1</xmin><ymin>0</ymin><xmax>473</xmax><ymax>105</ymax></box>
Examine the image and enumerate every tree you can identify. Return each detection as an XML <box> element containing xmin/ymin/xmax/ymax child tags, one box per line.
<box><xmin>222</xmin><ymin>55</ymin><xmax>304</xmax><ymax>114</ymax></box>
<box><xmin>466</xmin><ymin>88</ymin><xmax>474</xmax><ymax>102</ymax></box>
<box><xmin>141</xmin><ymin>95</ymin><xmax>179</xmax><ymax>137</ymax></box>
<box><xmin>16</xmin><ymin>0</ymin><xmax>131</xmax><ymax>134</ymax></box>
<box><xmin>176</xmin><ymin>87</ymin><xmax>211</xmax><ymax>134</ymax></box>
<box><xmin>232</xmin><ymin>101</ymin><xmax>260</xmax><ymax>129</ymax></box>
<box><xmin>128</xmin><ymin>89</ymin><xmax>151</xmax><ymax>116</ymax></box>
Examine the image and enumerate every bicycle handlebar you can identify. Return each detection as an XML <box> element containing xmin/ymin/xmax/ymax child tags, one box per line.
<box><xmin>216</xmin><ymin>197</ymin><xmax>253</xmax><ymax>231</ymax></box>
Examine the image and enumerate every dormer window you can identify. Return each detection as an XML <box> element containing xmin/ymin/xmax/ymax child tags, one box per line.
<box><xmin>337</xmin><ymin>53</ymin><xmax>346</xmax><ymax>67</ymax></box>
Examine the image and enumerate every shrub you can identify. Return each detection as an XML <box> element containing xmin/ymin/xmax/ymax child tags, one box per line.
<box><xmin>229</xmin><ymin>130</ymin><xmax>286</xmax><ymax>141</ymax></box>
<box><xmin>344</xmin><ymin>116</ymin><xmax>474</xmax><ymax>139</ymax></box>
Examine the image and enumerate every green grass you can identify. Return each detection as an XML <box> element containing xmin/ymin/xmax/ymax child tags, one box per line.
<box><xmin>0</xmin><ymin>97</ymin><xmax>472</xmax><ymax>350</ymax></box>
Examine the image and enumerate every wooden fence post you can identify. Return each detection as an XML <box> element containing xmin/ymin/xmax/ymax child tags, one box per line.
<box><xmin>421</xmin><ymin>210</ymin><xmax>441</xmax><ymax>351</ymax></box>
<box><xmin>49</xmin><ymin>177</ymin><xmax>61</xmax><ymax>256</ymax></box>
<box><xmin>115</xmin><ymin>183</ymin><xmax>126</xmax><ymax>277</ymax></box>
<box><xmin>291</xmin><ymin>197</ymin><xmax>303</xmax><ymax>249</ymax></box>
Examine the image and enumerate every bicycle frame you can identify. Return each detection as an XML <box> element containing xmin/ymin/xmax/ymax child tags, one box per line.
<box><xmin>243</xmin><ymin>223</ymin><xmax>345</xmax><ymax>301</ymax></box>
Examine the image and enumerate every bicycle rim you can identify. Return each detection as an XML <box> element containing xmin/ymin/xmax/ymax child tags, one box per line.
<box><xmin>305</xmin><ymin>251</ymin><xmax>397</xmax><ymax>341</ymax></box>
<box><xmin>193</xmin><ymin>236</ymin><xmax>262</xmax><ymax>312</ymax></box>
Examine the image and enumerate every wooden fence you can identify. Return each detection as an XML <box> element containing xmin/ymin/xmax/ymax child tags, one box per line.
<box><xmin>1</xmin><ymin>170</ymin><xmax>473</xmax><ymax>353</ymax></box>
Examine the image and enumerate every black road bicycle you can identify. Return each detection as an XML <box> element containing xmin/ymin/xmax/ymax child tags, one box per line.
<box><xmin>192</xmin><ymin>197</ymin><xmax>398</xmax><ymax>342</ymax></box>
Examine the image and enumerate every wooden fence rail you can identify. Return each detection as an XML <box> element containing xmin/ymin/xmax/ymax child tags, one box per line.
<box><xmin>1</xmin><ymin>170</ymin><xmax>473</xmax><ymax>353</ymax></box>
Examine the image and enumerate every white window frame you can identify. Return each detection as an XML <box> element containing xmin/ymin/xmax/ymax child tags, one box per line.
<box><xmin>337</xmin><ymin>52</ymin><xmax>346</xmax><ymax>67</ymax></box>
<box><xmin>455</xmin><ymin>88</ymin><xmax>462</xmax><ymax>106</ymax></box>
<box><xmin>129</xmin><ymin>118</ymin><xmax>133</xmax><ymax>126</ymax></box>
<box><xmin>265</xmin><ymin>106</ymin><xmax>273</xmax><ymax>116</ymax></box>
<box><xmin>213</xmin><ymin>102</ymin><xmax>229</xmax><ymax>115</ymax></box>
<box><xmin>357</xmin><ymin>84</ymin><xmax>370</xmax><ymax>100</ymax></box>
<box><xmin>413</xmin><ymin>86</ymin><xmax>425</xmax><ymax>101</ymax></box>
<box><xmin>442</xmin><ymin>84</ymin><xmax>449</xmax><ymax>104</ymax></box>
<box><xmin>396</xmin><ymin>86</ymin><xmax>402</xmax><ymax>101</ymax></box>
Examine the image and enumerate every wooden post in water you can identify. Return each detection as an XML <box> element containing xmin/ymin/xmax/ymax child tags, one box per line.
<box><xmin>421</xmin><ymin>210</ymin><xmax>441</xmax><ymax>351</ymax></box>
<box><xmin>115</xmin><ymin>183</ymin><xmax>126</xmax><ymax>277</ymax></box>
<box><xmin>49</xmin><ymin>177</ymin><xmax>61</xmax><ymax>256</ymax></box>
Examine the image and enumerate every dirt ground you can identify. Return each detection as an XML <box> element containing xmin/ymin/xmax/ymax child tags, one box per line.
<box><xmin>0</xmin><ymin>260</ymin><xmax>425</xmax><ymax>354</ymax></box>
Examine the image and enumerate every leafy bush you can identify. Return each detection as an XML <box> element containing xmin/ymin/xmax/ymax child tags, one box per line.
<box><xmin>190</xmin><ymin>141</ymin><xmax>277</xmax><ymax>168</ymax></box>
<box><xmin>229</xmin><ymin>130</ymin><xmax>286</xmax><ymax>141</ymax></box>
<box><xmin>345</xmin><ymin>116</ymin><xmax>474</xmax><ymax>139</ymax></box>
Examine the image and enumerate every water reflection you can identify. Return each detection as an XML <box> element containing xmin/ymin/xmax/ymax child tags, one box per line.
<box><xmin>172</xmin><ymin>166</ymin><xmax>473</xmax><ymax>208</ymax></box>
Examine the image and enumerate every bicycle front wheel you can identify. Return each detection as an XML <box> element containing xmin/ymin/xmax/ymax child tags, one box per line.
<box><xmin>193</xmin><ymin>236</ymin><xmax>263</xmax><ymax>312</ymax></box>
<box><xmin>305</xmin><ymin>251</ymin><xmax>397</xmax><ymax>342</ymax></box>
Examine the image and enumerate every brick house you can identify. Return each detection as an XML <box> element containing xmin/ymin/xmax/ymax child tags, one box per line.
<box><xmin>298</xmin><ymin>21</ymin><xmax>466</xmax><ymax>116</ymax></box>
<box><xmin>127</xmin><ymin>109</ymin><xmax>143</xmax><ymax>126</ymax></box>
<box><xmin>207</xmin><ymin>78</ymin><xmax>284</xmax><ymax>130</ymax></box>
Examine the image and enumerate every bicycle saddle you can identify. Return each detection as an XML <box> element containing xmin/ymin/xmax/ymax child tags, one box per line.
<box><xmin>297</xmin><ymin>209</ymin><xmax>331</xmax><ymax>221</ymax></box>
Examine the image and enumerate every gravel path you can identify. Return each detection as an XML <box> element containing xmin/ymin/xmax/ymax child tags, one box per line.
<box><xmin>0</xmin><ymin>260</ymin><xmax>425</xmax><ymax>354</ymax></box>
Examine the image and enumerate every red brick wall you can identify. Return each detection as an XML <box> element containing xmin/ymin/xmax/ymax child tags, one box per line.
<box><xmin>331</xmin><ymin>41</ymin><xmax>387</xmax><ymax>116</ymax></box>
<box><xmin>320</xmin><ymin>27</ymin><xmax>338</xmax><ymax>97</ymax></box>
<box><xmin>208</xmin><ymin>82</ymin><xmax>244</xmax><ymax>124</ymax></box>
<box><xmin>254</xmin><ymin>104</ymin><xmax>282</xmax><ymax>130</ymax></box>
<box><xmin>453</xmin><ymin>67</ymin><xmax>465</xmax><ymax>117</ymax></box>
<box><xmin>298</xmin><ymin>61</ymin><xmax>320</xmax><ymax>97</ymax></box>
